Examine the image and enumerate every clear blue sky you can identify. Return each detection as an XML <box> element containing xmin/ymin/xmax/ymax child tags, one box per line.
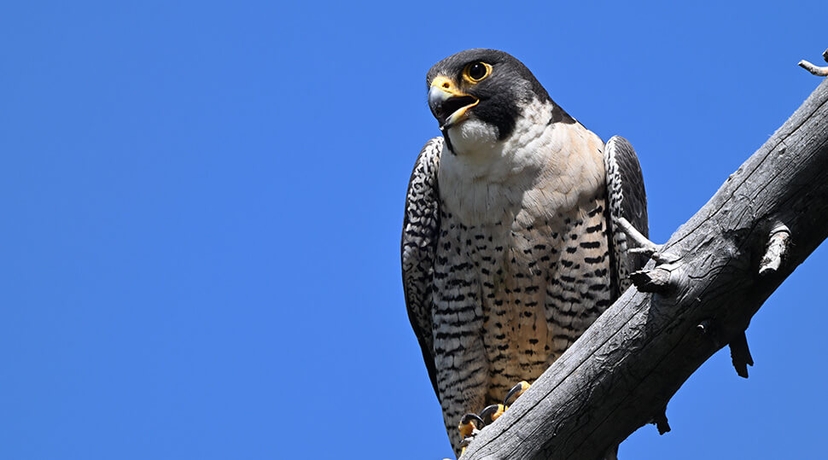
<box><xmin>2</xmin><ymin>2</ymin><xmax>826</xmax><ymax>459</ymax></box>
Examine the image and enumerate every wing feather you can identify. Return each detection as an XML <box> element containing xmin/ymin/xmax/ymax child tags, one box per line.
<box><xmin>401</xmin><ymin>137</ymin><xmax>443</xmax><ymax>396</ymax></box>
<box><xmin>604</xmin><ymin>135</ymin><xmax>649</xmax><ymax>295</ymax></box>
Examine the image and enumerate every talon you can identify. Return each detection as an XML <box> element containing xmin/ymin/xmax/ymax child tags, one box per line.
<box><xmin>458</xmin><ymin>412</ymin><xmax>484</xmax><ymax>439</ymax></box>
<box><xmin>458</xmin><ymin>412</ymin><xmax>485</xmax><ymax>456</ymax></box>
<box><xmin>456</xmin><ymin>382</ymin><xmax>531</xmax><ymax>454</ymax></box>
<box><xmin>479</xmin><ymin>404</ymin><xmax>506</xmax><ymax>424</ymax></box>
<box><xmin>504</xmin><ymin>381</ymin><xmax>531</xmax><ymax>406</ymax></box>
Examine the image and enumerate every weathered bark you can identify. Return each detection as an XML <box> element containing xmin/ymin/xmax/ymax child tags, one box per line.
<box><xmin>460</xmin><ymin>78</ymin><xmax>828</xmax><ymax>460</ymax></box>
<box><xmin>798</xmin><ymin>48</ymin><xmax>828</xmax><ymax>76</ymax></box>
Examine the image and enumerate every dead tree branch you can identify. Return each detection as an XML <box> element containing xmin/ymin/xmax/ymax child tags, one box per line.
<box><xmin>460</xmin><ymin>77</ymin><xmax>828</xmax><ymax>460</ymax></box>
<box><xmin>798</xmin><ymin>48</ymin><xmax>828</xmax><ymax>76</ymax></box>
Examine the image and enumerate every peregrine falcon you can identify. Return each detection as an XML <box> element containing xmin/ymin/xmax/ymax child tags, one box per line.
<box><xmin>401</xmin><ymin>49</ymin><xmax>648</xmax><ymax>456</ymax></box>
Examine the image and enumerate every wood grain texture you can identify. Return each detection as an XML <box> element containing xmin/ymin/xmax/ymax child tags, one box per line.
<box><xmin>460</xmin><ymin>78</ymin><xmax>828</xmax><ymax>460</ymax></box>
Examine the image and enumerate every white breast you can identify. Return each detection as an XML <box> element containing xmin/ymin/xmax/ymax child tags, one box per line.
<box><xmin>437</xmin><ymin>98</ymin><xmax>606</xmax><ymax>228</ymax></box>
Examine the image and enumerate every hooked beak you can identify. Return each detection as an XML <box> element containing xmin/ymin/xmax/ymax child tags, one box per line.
<box><xmin>428</xmin><ymin>76</ymin><xmax>479</xmax><ymax>129</ymax></box>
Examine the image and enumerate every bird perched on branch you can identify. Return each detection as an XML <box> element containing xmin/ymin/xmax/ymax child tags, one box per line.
<box><xmin>401</xmin><ymin>49</ymin><xmax>648</xmax><ymax>457</ymax></box>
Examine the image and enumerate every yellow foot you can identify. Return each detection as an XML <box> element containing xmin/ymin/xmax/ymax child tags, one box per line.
<box><xmin>479</xmin><ymin>381</ymin><xmax>531</xmax><ymax>425</ymax></box>
<box><xmin>458</xmin><ymin>412</ymin><xmax>483</xmax><ymax>438</ymax></box>
<box><xmin>458</xmin><ymin>413</ymin><xmax>484</xmax><ymax>456</ymax></box>
<box><xmin>457</xmin><ymin>381</ymin><xmax>532</xmax><ymax>455</ymax></box>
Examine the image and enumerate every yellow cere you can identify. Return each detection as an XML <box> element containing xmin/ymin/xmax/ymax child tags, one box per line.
<box><xmin>430</xmin><ymin>75</ymin><xmax>458</xmax><ymax>92</ymax></box>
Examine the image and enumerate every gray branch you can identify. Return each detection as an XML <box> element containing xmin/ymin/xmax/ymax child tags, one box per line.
<box><xmin>460</xmin><ymin>77</ymin><xmax>828</xmax><ymax>460</ymax></box>
<box><xmin>798</xmin><ymin>48</ymin><xmax>828</xmax><ymax>76</ymax></box>
<box><xmin>758</xmin><ymin>223</ymin><xmax>791</xmax><ymax>275</ymax></box>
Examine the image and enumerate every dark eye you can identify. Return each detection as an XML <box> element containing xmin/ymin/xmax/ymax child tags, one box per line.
<box><xmin>468</xmin><ymin>63</ymin><xmax>487</xmax><ymax>80</ymax></box>
<box><xmin>464</xmin><ymin>62</ymin><xmax>491</xmax><ymax>82</ymax></box>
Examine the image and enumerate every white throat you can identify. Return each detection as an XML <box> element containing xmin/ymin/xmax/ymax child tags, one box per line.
<box><xmin>437</xmin><ymin>97</ymin><xmax>604</xmax><ymax>227</ymax></box>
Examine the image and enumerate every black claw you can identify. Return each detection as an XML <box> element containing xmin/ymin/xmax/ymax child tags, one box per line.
<box><xmin>459</xmin><ymin>412</ymin><xmax>484</xmax><ymax>427</ymax></box>
<box><xmin>504</xmin><ymin>381</ymin><xmax>530</xmax><ymax>406</ymax></box>
<box><xmin>458</xmin><ymin>412</ymin><xmax>484</xmax><ymax>438</ymax></box>
<box><xmin>479</xmin><ymin>404</ymin><xmax>505</xmax><ymax>424</ymax></box>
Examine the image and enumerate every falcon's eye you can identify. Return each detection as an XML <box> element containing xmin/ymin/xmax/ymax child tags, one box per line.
<box><xmin>463</xmin><ymin>62</ymin><xmax>492</xmax><ymax>83</ymax></box>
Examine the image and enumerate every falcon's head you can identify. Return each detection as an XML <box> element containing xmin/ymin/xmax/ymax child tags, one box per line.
<box><xmin>426</xmin><ymin>49</ymin><xmax>569</xmax><ymax>155</ymax></box>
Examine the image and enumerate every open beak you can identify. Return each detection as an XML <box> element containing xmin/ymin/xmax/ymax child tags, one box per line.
<box><xmin>428</xmin><ymin>76</ymin><xmax>479</xmax><ymax>129</ymax></box>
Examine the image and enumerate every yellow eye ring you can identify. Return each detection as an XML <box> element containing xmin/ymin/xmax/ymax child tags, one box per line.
<box><xmin>462</xmin><ymin>62</ymin><xmax>492</xmax><ymax>83</ymax></box>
